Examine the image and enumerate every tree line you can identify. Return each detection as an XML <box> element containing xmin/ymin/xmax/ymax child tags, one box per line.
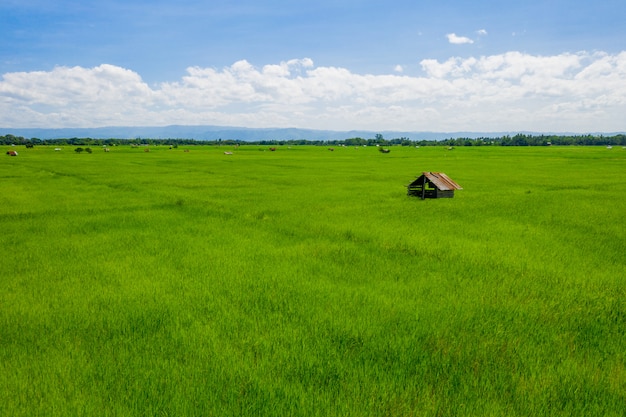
<box><xmin>2</xmin><ymin>133</ymin><xmax>625</xmax><ymax>147</ymax></box>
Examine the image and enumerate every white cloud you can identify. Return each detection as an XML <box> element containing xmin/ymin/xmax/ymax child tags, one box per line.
<box><xmin>477</xmin><ymin>29</ymin><xmax>488</xmax><ymax>36</ymax></box>
<box><xmin>394</xmin><ymin>65</ymin><xmax>404</xmax><ymax>73</ymax></box>
<box><xmin>1</xmin><ymin>52</ymin><xmax>626</xmax><ymax>132</ymax></box>
<box><xmin>447</xmin><ymin>33</ymin><xmax>474</xmax><ymax>44</ymax></box>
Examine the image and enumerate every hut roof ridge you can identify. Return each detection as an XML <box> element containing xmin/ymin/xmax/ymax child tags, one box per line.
<box><xmin>422</xmin><ymin>171</ymin><xmax>463</xmax><ymax>191</ymax></box>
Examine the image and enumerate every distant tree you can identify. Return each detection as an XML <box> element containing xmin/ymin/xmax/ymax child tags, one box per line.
<box><xmin>511</xmin><ymin>134</ymin><xmax>529</xmax><ymax>146</ymax></box>
<box><xmin>75</xmin><ymin>147</ymin><xmax>84</xmax><ymax>153</ymax></box>
<box><xmin>345</xmin><ymin>137</ymin><xmax>367</xmax><ymax>146</ymax></box>
<box><xmin>374</xmin><ymin>133</ymin><xmax>385</xmax><ymax>144</ymax></box>
<box><xmin>399</xmin><ymin>137</ymin><xmax>413</xmax><ymax>146</ymax></box>
<box><xmin>85</xmin><ymin>147</ymin><xmax>92</xmax><ymax>153</ymax></box>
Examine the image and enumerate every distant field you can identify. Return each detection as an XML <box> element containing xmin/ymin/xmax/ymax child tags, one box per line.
<box><xmin>1</xmin><ymin>144</ymin><xmax>625</xmax><ymax>416</ymax></box>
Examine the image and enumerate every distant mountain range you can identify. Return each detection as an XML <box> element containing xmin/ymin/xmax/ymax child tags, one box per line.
<box><xmin>0</xmin><ymin>125</ymin><xmax>619</xmax><ymax>141</ymax></box>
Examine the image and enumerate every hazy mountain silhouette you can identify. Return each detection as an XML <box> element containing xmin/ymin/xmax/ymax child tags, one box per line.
<box><xmin>0</xmin><ymin>125</ymin><xmax>601</xmax><ymax>141</ymax></box>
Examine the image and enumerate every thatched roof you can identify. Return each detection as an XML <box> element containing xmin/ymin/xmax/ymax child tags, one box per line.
<box><xmin>409</xmin><ymin>172</ymin><xmax>462</xmax><ymax>190</ymax></box>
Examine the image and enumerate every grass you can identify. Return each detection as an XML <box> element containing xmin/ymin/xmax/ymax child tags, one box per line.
<box><xmin>1</xmin><ymin>144</ymin><xmax>625</xmax><ymax>416</ymax></box>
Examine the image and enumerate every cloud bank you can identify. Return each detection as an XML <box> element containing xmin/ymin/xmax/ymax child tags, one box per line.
<box><xmin>1</xmin><ymin>51</ymin><xmax>625</xmax><ymax>132</ymax></box>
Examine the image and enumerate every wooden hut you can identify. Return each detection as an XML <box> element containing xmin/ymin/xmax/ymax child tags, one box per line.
<box><xmin>407</xmin><ymin>172</ymin><xmax>462</xmax><ymax>199</ymax></box>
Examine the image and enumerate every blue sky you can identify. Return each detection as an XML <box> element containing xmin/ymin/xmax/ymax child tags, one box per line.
<box><xmin>1</xmin><ymin>0</ymin><xmax>625</xmax><ymax>132</ymax></box>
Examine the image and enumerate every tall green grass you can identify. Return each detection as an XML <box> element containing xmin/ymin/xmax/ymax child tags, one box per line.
<box><xmin>1</xmin><ymin>144</ymin><xmax>625</xmax><ymax>416</ymax></box>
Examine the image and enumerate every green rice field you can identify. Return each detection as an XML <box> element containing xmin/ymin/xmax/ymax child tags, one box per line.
<box><xmin>1</xmin><ymin>144</ymin><xmax>625</xmax><ymax>416</ymax></box>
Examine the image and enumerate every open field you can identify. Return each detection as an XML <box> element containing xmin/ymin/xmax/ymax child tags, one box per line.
<box><xmin>1</xmin><ymin>144</ymin><xmax>625</xmax><ymax>416</ymax></box>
